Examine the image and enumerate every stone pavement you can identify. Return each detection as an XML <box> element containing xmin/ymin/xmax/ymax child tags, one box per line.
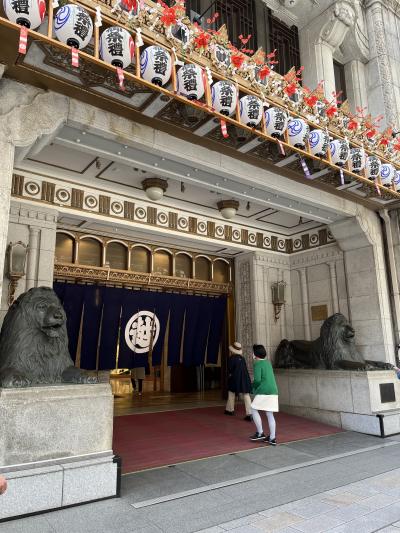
<box><xmin>2</xmin><ymin>432</ymin><xmax>400</xmax><ymax>533</ymax></box>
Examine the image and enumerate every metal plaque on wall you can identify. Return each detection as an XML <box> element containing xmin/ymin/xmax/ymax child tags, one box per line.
<box><xmin>311</xmin><ymin>305</ymin><xmax>328</xmax><ymax>322</ymax></box>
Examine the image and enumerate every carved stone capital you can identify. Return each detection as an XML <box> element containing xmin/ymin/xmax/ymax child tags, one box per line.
<box><xmin>0</xmin><ymin>81</ymin><xmax>69</xmax><ymax>149</ymax></box>
<box><xmin>319</xmin><ymin>1</ymin><xmax>356</xmax><ymax>49</ymax></box>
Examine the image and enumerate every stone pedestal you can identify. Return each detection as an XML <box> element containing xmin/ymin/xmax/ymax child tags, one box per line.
<box><xmin>275</xmin><ymin>369</ymin><xmax>400</xmax><ymax>437</ymax></box>
<box><xmin>0</xmin><ymin>384</ymin><xmax>119</xmax><ymax>521</ymax></box>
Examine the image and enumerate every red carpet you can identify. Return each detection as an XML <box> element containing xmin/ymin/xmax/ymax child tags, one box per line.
<box><xmin>113</xmin><ymin>406</ymin><xmax>343</xmax><ymax>473</ymax></box>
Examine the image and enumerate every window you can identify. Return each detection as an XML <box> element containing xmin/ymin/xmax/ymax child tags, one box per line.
<box><xmin>195</xmin><ymin>257</ymin><xmax>211</xmax><ymax>281</ymax></box>
<box><xmin>213</xmin><ymin>260</ymin><xmax>230</xmax><ymax>283</ymax></box>
<box><xmin>79</xmin><ymin>238</ymin><xmax>102</xmax><ymax>267</ymax></box>
<box><xmin>333</xmin><ymin>60</ymin><xmax>347</xmax><ymax>104</ymax></box>
<box><xmin>175</xmin><ymin>254</ymin><xmax>192</xmax><ymax>278</ymax></box>
<box><xmin>55</xmin><ymin>233</ymin><xmax>75</xmax><ymax>263</ymax></box>
<box><xmin>153</xmin><ymin>250</ymin><xmax>172</xmax><ymax>276</ymax></box>
<box><xmin>130</xmin><ymin>246</ymin><xmax>150</xmax><ymax>273</ymax></box>
<box><xmin>267</xmin><ymin>9</ymin><xmax>300</xmax><ymax>76</ymax></box>
<box><xmin>106</xmin><ymin>242</ymin><xmax>127</xmax><ymax>270</ymax></box>
<box><xmin>214</xmin><ymin>0</ymin><xmax>257</xmax><ymax>50</ymax></box>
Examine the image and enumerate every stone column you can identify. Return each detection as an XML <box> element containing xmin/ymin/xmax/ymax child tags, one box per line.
<box><xmin>0</xmin><ymin>140</ymin><xmax>16</xmax><ymax>297</ymax></box>
<box><xmin>328</xmin><ymin>261</ymin><xmax>340</xmax><ymax>314</ymax></box>
<box><xmin>299</xmin><ymin>268</ymin><xmax>311</xmax><ymax>341</ymax></box>
<box><xmin>345</xmin><ymin>59</ymin><xmax>368</xmax><ymax>112</ymax></box>
<box><xmin>25</xmin><ymin>227</ymin><xmax>40</xmax><ymax>290</ymax></box>
<box><xmin>300</xmin><ymin>1</ymin><xmax>356</xmax><ymax>99</ymax></box>
<box><xmin>0</xmin><ymin>82</ymin><xmax>68</xmax><ymax>310</ymax></box>
<box><xmin>365</xmin><ymin>0</ymin><xmax>397</xmax><ymax>128</ymax></box>
<box><xmin>329</xmin><ymin>212</ymin><xmax>395</xmax><ymax>364</ymax></box>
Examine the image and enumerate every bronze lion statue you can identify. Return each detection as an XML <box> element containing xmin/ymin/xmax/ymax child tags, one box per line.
<box><xmin>275</xmin><ymin>313</ymin><xmax>390</xmax><ymax>370</ymax></box>
<box><xmin>0</xmin><ymin>287</ymin><xmax>97</xmax><ymax>388</ymax></box>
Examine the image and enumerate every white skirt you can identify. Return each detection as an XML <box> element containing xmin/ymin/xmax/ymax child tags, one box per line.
<box><xmin>251</xmin><ymin>394</ymin><xmax>279</xmax><ymax>412</ymax></box>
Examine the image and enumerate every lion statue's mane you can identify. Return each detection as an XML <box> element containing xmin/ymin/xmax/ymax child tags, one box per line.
<box><xmin>275</xmin><ymin>313</ymin><xmax>367</xmax><ymax>370</ymax></box>
<box><xmin>0</xmin><ymin>287</ymin><xmax>96</xmax><ymax>387</ymax></box>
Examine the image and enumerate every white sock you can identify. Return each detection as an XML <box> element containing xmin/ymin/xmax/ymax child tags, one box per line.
<box><xmin>266</xmin><ymin>411</ymin><xmax>276</xmax><ymax>440</ymax></box>
<box><xmin>251</xmin><ymin>408</ymin><xmax>263</xmax><ymax>435</ymax></box>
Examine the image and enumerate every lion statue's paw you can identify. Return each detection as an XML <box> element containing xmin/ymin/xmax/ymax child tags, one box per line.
<box><xmin>0</xmin><ymin>369</ymin><xmax>30</xmax><ymax>388</ymax></box>
<box><xmin>61</xmin><ymin>366</ymin><xmax>98</xmax><ymax>384</ymax></box>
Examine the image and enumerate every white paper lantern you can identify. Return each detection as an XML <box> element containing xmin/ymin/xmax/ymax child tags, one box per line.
<box><xmin>349</xmin><ymin>147</ymin><xmax>366</xmax><ymax>174</ymax></box>
<box><xmin>211</xmin><ymin>81</ymin><xmax>237</xmax><ymax>117</ymax></box>
<box><xmin>287</xmin><ymin>118</ymin><xmax>309</xmax><ymax>149</ymax></box>
<box><xmin>177</xmin><ymin>64</ymin><xmax>205</xmax><ymax>101</ymax></box>
<box><xmin>3</xmin><ymin>0</ymin><xmax>46</xmax><ymax>29</ymax></box>
<box><xmin>140</xmin><ymin>45</ymin><xmax>172</xmax><ymax>87</ymax></box>
<box><xmin>329</xmin><ymin>139</ymin><xmax>349</xmax><ymax>167</ymax></box>
<box><xmin>309</xmin><ymin>129</ymin><xmax>329</xmax><ymax>157</ymax></box>
<box><xmin>54</xmin><ymin>5</ymin><xmax>93</xmax><ymax>50</ymax></box>
<box><xmin>394</xmin><ymin>171</ymin><xmax>400</xmax><ymax>192</ymax></box>
<box><xmin>239</xmin><ymin>95</ymin><xmax>263</xmax><ymax>127</ymax></box>
<box><xmin>380</xmin><ymin>163</ymin><xmax>395</xmax><ymax>187</ymax></box>
<box><xmin>365</xmin><ymin>155</ymin><xmax>381</xmax><ymax>181</ymax></box>
<box><xmin>100</xmin><ymin>26</ymin><xmax>134</xmax><ymax>69</ymax></box>
<box><xmin>265</xmin><ymin>107</ymin><xmax>288</xmax><ymax>138</ymax></box>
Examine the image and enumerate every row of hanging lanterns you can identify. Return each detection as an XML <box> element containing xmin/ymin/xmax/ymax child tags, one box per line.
<box><xmin>4</xmin><ymin>0</ymin><xmax>400</xmax><ymax>192</ymax></box>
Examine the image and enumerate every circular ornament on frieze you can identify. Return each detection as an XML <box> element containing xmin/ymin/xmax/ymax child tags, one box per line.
<box><xmin>232</xmin><ymin>229</ymin><xmax>240</xmax><ymax>241</ymax></box>
<box><xmin>111</xmin><ymin>201</ymin><xmax>123</xmax><ymax>215</ymax></box>
<box><xmin>215</xmin><ymin>225</ymin><xmax>225</xmax><ymax>237</ymax></box>
<box><xmin>278</xmin><ymin>239</ymin><xmax>285</xmax><ymax>250</ymax></box>
<box><xmin>84</xmin><ymin>195</ymin><xmax>98</xmax><ymax>209</ymax></box>
<box><xmin>55</xmin><ymin>189</ymin><xmax>71</xmax><ymax>203</ymax></box>
<box><xmin>310</xmin><ymin>234</ymin><xmax>319</xmax><ymax>245</ymax></box>
<box><xmin>178</xmin><ymin>217</ymin><xmax>188</xmax><ymax>229</ymax></box>
<box><xmin>248</xmin><ymin>233</ymin><xmax>256</xmax><ymax>244</ymax></box>
<box><xmin>264</xmin><ymin>236</ymin><xmax>271</xmax><ymax>247</ymax></box>
<box><xmin>135</xmin><ymin>207</ymin><xmax>146</xmax><ymax>220</ymax></box>
<box><xmin>157</xmin><ymin>212</ymin><xmax>168</xmax><ymax>225</ymax></box>
<box><xmin>293</xmin><ymin>239</ymin><xmax>302</xmax><ymax>250</ymax></box>
<box><xmin>25</xmin><ymin>181</ymin><xmax>40</xmax><ymax>196</ymax></box>
<box><xmin>197</xmin><ymin>221</ymin><xmax>207</xmax><ymax>233</ymax></box>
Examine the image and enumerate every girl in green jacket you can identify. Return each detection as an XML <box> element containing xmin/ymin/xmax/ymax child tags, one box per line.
<box><xmin>249</xmin><ymin>344</ymin><xmax>279</xmax><ymax>445</ymax></box>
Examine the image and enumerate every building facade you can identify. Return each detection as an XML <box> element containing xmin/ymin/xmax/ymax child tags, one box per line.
<box><xmin>0</xmin><ymin>0</ymin><xmax>400</xmax><ymax>388</ymax></box>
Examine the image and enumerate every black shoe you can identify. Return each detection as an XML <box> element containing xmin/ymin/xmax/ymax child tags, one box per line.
<box><xmin>249</xmin><ymin>432</ymin><xmax>265</xmax><ymax>441</ymax></box>
<box><xmin>244</xmin><ymin>415</ymin><xmax>252</xmax><ymax>422</ymax></box>
<box><xmin>224</xmin><ymin>410</ymin><xmax>234</xmax><ymax>416</ymax></box>
<box><xmin>264</xmin><ymin>436</ymin><xmax>277</xmax><ymax>446</ymax></box>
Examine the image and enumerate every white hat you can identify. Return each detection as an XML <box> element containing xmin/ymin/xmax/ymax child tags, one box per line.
<box><xmin>229</xmin><ymin>341</ymin><xmax>243</xmax><ymax>355</ymax></box>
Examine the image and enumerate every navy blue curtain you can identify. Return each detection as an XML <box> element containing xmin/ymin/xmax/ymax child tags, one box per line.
<box><xmin>57</xmin><ymin>283</ymin><xmax>85</xmax><ymax>363</ymax></box>
<box><xmin>118</xmin><ymin>290</ymin><xmax>142</xmax><ymax>369</ymax></box>
<box><xmin>118</xmin><ymin>291</ymin><xmax>170</xmax><ymax>369</ymax></box>
<box><xmin>53</xmin><ymin>281</ymin><xmax>66</xmax><ymax>303</ymax></box>
<box><xmin>167</xmin><ymin>293</ymin><xmax>186</xmax><ymax>366</ymax></box>
<box><xmin>183</xmin><ymin>296</ymin><xmax>214</xmax><ymax>367</ymax></box>
<box><xmin>207</xmin><ymin>296</ymin><xmax>227</xmax><ymax>364</ymax></box>
<box><xmin>98</xmin><ymin>287</ymin><xmax>123</xmax><ymax>371</ymax></box>
<box><xmin>80</xmin><ymin>285</ymin><xmax>104</xmax><ymax>370</ymax></box>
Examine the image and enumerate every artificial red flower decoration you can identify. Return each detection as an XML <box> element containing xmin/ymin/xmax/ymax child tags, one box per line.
<box><xmin>122</xmin><ymin>0</ymin><xmax>137</xmax><ymax>11</ymax></box>
<box><xmin>326</xmin><ymin>106</ymin><xmax>337</xmax><ymax>118</ymax></box>
<box><xmin>231</xmin><ymin>53</ymin><xmax>245</xmax><ymax>69</ymax></box>
<box><xmin>366</xmin><ymin>128</ymin><xmax>377</xmax><ymax>139</ymax></box>
<box><xmin>347</xmin><ymin>119</ymin><xmax>358</xmax><ymax>130</ymax></box>
<box><xmin>194</xmin><ymin>30</ymin><xmax>211</xmax><ymax>51</ymax></box>
<box><xmin>394</xmin><ymin>141</ymin><xmax>400</xmax><ymax>151</ymax></box>
<box><xmin>284</xmin><ymin>82</ymin><xmax>297</xmax><ymax>97</ymax></box>
<box><xmin>304</xmin><ymin>94</ymin><xmax>318</xmax><ymax>107</ymax></box>
<box><xmin>258</xmin><ymin>65</ymin><xmax>271</xmax><ymax>80</ymax></box>
<box><xmin>380</xmin><ymin>137</ymin><xmax>390</xmax><ymax>146</ymax></box>
<box><xmin>161</xmin><ymin>7</ymin><xmax>177</xmax><ymax>26</ymax></box>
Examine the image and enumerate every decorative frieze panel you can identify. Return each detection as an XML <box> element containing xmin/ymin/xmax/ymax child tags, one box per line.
<box><xmin>54</xmin><ymin>263</ymin><xmax>231</xmax><ymax>294</ymax></box>
<box><xmin>12</xmin><ymin>173</ymin><xmax>336</xmax><ymax>255</ymax></box>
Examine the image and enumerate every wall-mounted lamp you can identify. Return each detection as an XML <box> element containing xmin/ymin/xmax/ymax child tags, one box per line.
<box><xmin>217</xmin><ymin>199</ymin><xmax>239</xmax><ymax>220</ymax></box>
<box><xmin>142</xmin><ymin>177</ymin><xmax>168</xmax><ymax>201</ymax></box>
<box><xmin>6</xmin><ymin>241</ymin><xmax>28</xmax><ymax>306</ymax></box>
<box><xmin>271</xmin><ymin>280</ymin><xmax>286</xmax><ymax>322</ymax></box>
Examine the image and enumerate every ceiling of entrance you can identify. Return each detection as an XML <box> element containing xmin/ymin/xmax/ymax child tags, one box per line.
<box><xmin>16</xmin><ymin>124</ymin><xmax>343</xmax><ymax>244</ymax></box>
